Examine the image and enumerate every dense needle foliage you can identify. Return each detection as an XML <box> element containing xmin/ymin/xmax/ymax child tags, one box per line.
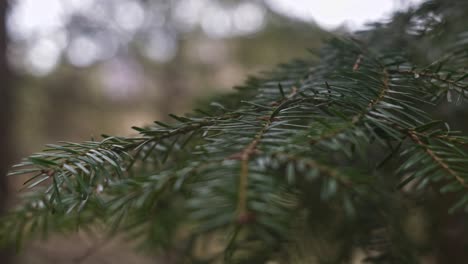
<box><xmin>2</xmin><ymin>0</ymin><xmax>468</xmax><ymax>263</ymax></box>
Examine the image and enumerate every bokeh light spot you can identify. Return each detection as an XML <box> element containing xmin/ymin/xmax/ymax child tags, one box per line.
<box><xmin>201</xmin><ymin>5</ymin><xmax>233</xmax><ymax>38</ymax></box>
<box><xmin>114</xmin><ymin>0</ymin><xmax>145</xmax><ymax>32</ymax></box>
<box><xmin>66</xmin><ymin>36</ymin><xmax>100</xmax><ymax>67</ymax></box>
<box><xmin>26</xmin><ymin>38</ymin><xmax>61</xmax><ymax>76</ymax></box>
<box><xmin>233</xmin><ymin>2</ymin><xmax>265</xmax><ymax>35</ymax></box>
<box><xmin>8</xmin><ymin>0</ymin><xmax>64</xmax><ymax>40</ymax></box>
<box><xmin>142</xmin><ymin>32</ymin><xmax>178</xmax><ymax>63</ymax></box>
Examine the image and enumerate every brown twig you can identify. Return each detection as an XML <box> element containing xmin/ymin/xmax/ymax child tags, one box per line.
<box><xmin>389</xmin><ymin>69</ymin><xmax>467</xmax><ymax>90</ymax></box>
<box><xmin>408</xmin><ymin>131</ymin><xmax>468</xmax><ymax>189</ymax></box>
<box><xmin>353</xmin><ymin>54</ymin><xmax>364</xmax><ymax>71</ymax></box>
<box><xmin>234</xmin><ymin>87</ymin><xmax>298</xmax><ymax>223</ymax></box>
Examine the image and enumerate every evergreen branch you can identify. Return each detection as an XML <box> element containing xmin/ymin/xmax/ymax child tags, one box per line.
<box><xmin>433</xmin><ymin>134</ymin><xmax>468</xmax><ymax>146</ymax></box>
<box><xmin>271</xmin><ymin>152</ymin><xmax>354</xmax><ymax>188</ymax></box>
<box><xmin>9</xmin><ymin>116</ymin><xmax>232</xmax><ymax>193</ymax></box>
<box><xmin>407</xmin><ymin>130</ymin><xmax>468</xmax><ymax>188</ymax></box>
<box><xmin>4</xmin><ymin>18</ymin><xmax>468</xmax><ymax>261</ymax></box>
<box><xmin>309</xmin><ymin>64</ymin><xmax>390</xmax><ymax>144</ymax></box>
<box><xmin>388</xmin><ymin>69</ymin><xmax>468</xmax><ymax>90</ymax></box>
<box><xmin>233</xmin><ymin>87</ymin><xmax>299</xmax><ymax>222</ymax></box>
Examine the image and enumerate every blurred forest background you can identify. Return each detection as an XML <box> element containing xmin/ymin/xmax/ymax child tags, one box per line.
<box><xmin>1</xmin><ymin>0</ymin><xmax>462</xmax><ymax>263</ymax></box>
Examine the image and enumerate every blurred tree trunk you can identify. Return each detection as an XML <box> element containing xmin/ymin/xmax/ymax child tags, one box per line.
<box><xmin>0</xmin><ymin>0</ymin><xmax>12</xmax><ymax>263</ymax></box>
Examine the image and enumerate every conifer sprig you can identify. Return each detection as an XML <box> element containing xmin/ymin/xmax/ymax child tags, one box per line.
<box><xmin>2</xmin><ymin>26</ymin><xmax>468</xmax><ymax>263</ymax></box>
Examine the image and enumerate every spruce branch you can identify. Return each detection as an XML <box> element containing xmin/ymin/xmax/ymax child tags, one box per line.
<box><xmin>2</xmin><ymin>27</ymin><xmax>468</xmax><ymax>263</ymax></box>
<box><xmin>407</xmin><ymin>131</ymin><xmax>468</xmax><ymax>188</ymax></box>
<box><xmin>233</xmin><ymin>87</ymin><xmax>299</xmax><ymax>223</ymax></box>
